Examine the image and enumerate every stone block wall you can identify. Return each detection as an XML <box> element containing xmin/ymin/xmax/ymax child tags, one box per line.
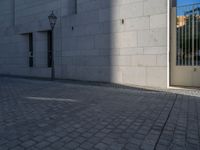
<box><xmin>0</xmin><ymin>0</ymin><xmax>169</xmax><ymax>88</ymax></box>
<box><xmin>61</xmin><ymin>0</ymin><xmax>168</xmax><ymax>88</ymax></box>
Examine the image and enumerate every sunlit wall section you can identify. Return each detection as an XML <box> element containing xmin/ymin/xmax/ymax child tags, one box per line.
<box><xmin>109</xmin><ymin>0</ymin><xmax>168</xmax><ymax>88</ymax></box>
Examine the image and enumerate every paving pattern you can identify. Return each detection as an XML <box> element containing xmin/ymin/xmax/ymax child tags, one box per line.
<box><xmin>0</xmin><ymin>77</ymin><xmax>200</xmax><ymax>150</ymax></box>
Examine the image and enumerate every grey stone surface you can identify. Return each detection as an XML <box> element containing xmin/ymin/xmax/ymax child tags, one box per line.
<box><xmin>0</xmin><ymin>77</ymin><xmax>200</xmax><ymax>150</ymax></box>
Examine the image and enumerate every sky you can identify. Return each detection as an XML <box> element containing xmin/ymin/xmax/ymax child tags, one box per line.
<box><xmin>177</xmin><ymin>0</ymin><xmax>200</xmax><ymax>15</ymax></box>
<box><xmin>177</xmin><ymin>0</ymin><xmax>200</xmax><ymax>6</ymax></box>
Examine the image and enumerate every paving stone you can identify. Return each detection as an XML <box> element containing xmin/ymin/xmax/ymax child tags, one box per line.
<box><xmin>80</xmin><ymin>142</ymin><xmax>94</xmax><ymax>149</ymax></box>
<box><xmin>109</xmin><ymin>143</ymin><xmax>124</xmax><ymax>150</ymax></box>
<box><xmin>156</xmin><ymin>144</ymin><xmax>169</xmax><ymax>150</ymax></box>
<box><xmin>87</xmin><ymin>137</ymin><xmax>101</xmax><ymax>144</ymax></box>
<box><xmin>125</xmin><ymin>143</ymin><xmax>140</xmax><ymax>150</ymax></box>
<box><xmin>35</xmin><ymin>141</ymin><xmax>50</xmax><ymax>149</ymax></box>
<box><xmin>61</xmin><ymin>136</ymin><xmax>72</xmax><ymax>143</ymax></box>
<box><xmin>19</xmin><ymin>135</ymin><xmax>31</xmax><ymax>142</ymax></box>
<box><xmin>82</xmin><ymin>132</ymin><xmax>93</xmax><ymax>138</ymax></box>
<box><xmin>50</xmin><ymin>141</ymin><xmax>65</xmax><ymax>149</ymax></box>
<box><xmin>0</xmin><ymin>145</ymin><xmax>9</xmax><ymax>150</ymax></box>
<box><xmin>74</xmin><ymin>137</ymin><xmax>86</xmax><ymax>144</ymax></box>
<box><xmin>47</xmin><ymin>136</ymin><xmax>60</xmax><ymax>142</ymax></box>
<box><xmin>10</xmin><ymin>146</ymin><xmax>25</xmax><ymax>150</ymax></box>
<box><xmin>21</xmin><ymin>140</ymin><xmax>35</xmax><ymax>148</ymax></box>
<box><xmin>28</xmin><ymin>147</ymin><xmax>38</xmax><ymax>150</ymax></box>
<box><xmin>33</xmin><ymin>135</ymin><xmax>45</xmax><ymax>142</ymax></box>
<box><xmin>0</xmin><ymin>139</ymin><xmax>7</xmax><ymax>146</ymax></box>
<box><xmin>6</xmin><ymin>140</ymin><xmax>21</xmax><ymax>148</ymax></box>
<box><xmin>95</xmin><ymin>143</ymin><xmax>108</xmax><ymax>150</ymax></box>
<box><xmin>42</xmin><ymin>147</ymin><xmax>54</xmax><ymax>150</ymax></box>
<box><xmin>101</xmin><ymin>137</ymin><xmax>115</xmax><ymax>145</ymax></box>
<box><xmin>64</xmin><ymin>141</ymin><xmax>79</xmax><ymax>149</ymax></box>
<box><xmin>95</xmin><ymin>133</ymin><xmax>106</xmax><ymax>138</ymax></box>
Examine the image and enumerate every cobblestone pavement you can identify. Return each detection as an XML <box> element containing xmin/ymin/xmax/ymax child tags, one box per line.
<box><xmin>0</xmin><ymin>77</ymin><xmax>200</xmax><ymax>150</ymax></box>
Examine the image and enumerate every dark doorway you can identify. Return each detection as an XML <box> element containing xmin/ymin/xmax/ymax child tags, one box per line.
<box><xmin>47</xmin><ymin>31</ymin><xmax>52</xmax><ymax>68</ymax></box>
<box><xmin>29</xmin><ymin>33</ymin><xmax>33</xmax><ymax>67</ymax></box>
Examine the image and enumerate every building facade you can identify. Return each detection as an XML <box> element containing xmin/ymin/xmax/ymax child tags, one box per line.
<box><xmin>0</xmin><ymin>0</ymin><xmax>198</xmax><ymax>88</ymax></box>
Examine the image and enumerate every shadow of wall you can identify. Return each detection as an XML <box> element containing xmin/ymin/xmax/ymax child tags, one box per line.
<box><xmin>61</xmin><ymin>0</ymin><xmax>113</xmax><ymax>83</ymax></box>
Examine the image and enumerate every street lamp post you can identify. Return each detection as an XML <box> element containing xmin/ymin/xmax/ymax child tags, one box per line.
<box><xmin>48</xmin><ymin>11</ymin><xmax>57</xmax><ymax>80</ymax></box>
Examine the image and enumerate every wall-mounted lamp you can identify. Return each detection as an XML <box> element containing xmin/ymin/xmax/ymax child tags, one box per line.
<box><xmin>121</xmin><ymin>19</ymin><xmax>125</xmax><ymax>24</ymax></box>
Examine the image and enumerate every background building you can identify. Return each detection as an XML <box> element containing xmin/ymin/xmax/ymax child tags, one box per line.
<box><xmin>0</xmin><ymin>0</ymin><xmax>199</xmax><ymax>88</ymax></box>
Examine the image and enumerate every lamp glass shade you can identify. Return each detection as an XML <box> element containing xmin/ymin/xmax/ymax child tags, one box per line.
<box><xmin>48</xmin><ymin>11</ymin><xmax>57</xmax><ymax>29</ymax></box>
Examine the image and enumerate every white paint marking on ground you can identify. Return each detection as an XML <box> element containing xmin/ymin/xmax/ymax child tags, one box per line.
<box><xmin>25</xmin><ymin>97</ymin><xmax>78</xmax><ymax>102</ymax></box>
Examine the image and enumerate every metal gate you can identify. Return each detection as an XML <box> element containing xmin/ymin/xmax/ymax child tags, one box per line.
<box><xmin>176</xmin><ymin>3</ymin><xmax>200</xmax><ymax>66</ymax></box>
<box><xmin>171</xmin><ymin>3</ymin><xmax>200</xmax><ymax>87</ymax></box>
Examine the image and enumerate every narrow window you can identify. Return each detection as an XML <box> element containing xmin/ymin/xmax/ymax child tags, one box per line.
<box><xmin>29</xmin><ymin>33</ymin><xmax>33</xmax><ymax>67</ymax></box>
<box><xmin>47</xmin><ymin>31</ymin><xmax>52</xmax><ymax>68</ymax></box>
<box><xmin>12</xmin><ymin>0</ymin><xmax>15</xmax><ymax>25</ymax></box>
<box><xmin>75</xmin><ymin>0</ymin><xmax>77</xmax><ymax>14</ymax></box>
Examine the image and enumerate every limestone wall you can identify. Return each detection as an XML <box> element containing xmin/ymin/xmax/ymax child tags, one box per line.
<box><xmin>0</xmin><ymin>0</ymin><xmax>168</xmax><ymax>88</ymax></box>
<box><xmin>61</xmin><ymin>0</ymin><xmax>168</xmax><ymax>88</ymax></box>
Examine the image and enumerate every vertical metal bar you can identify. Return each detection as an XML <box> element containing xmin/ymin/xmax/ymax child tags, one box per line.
<box><xmin>196</xmin><ymin>6</ymin><xmax>198</xmax><ymax>66</ymax></box>
<box><xmin>188</xmin><ymin>7</ymin><xmax>191</xmax><ymax>65</ymax></box>
<box><xmin>198</xmin><ymin>5</ymin><xmax>200</xmax><ymax>65</ymax></box>
<box><xmin>193</xmin><ymin>5</ymin><xmax>197</xmax><ymax>66</ymax></box>
<box><xmin>190</xmin><ymin>6</ymin><xmax>193</xmax><ymax>66</ymax></box>
<box><xmin>192</xmin><ymin>5</ymin><xmax>195</xmax><ymax>66</ymax></box>
<box><xmin>176</xmin><ymin>21</ymin><xmax>178</xmax><ymax>65</ymax></box>
<box><xmin>176</xmin><ymin>6</ymin><xmax>180</xmax><ymax>66</ymax></box>
<box><xmin>185</xmin><ymin>7</ymin><xmax>187</xmax><ymax>65</ymax></box>
<box><xmin>197</xmin><ymin>5</ymin><xmax>200</xmax><ymax>65</ymax></box>
<box><xmin>181</xmin><ymin>14</ymin><xmax>184</xmax><ymax>66</ymax></box>
<box><xmin>177</xmin><ymin>24</ymin><xmax>180</xmax><ymax>65</ymax></box>
<box><xmin>176</xmin><ymin>8</ymin><xmax>180</xmax><ymax>66</ymax></box>
<box><xmin>178</xmin><ymin>8</ymin><xmax>181</xmax><ymax>65</ymax></box>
